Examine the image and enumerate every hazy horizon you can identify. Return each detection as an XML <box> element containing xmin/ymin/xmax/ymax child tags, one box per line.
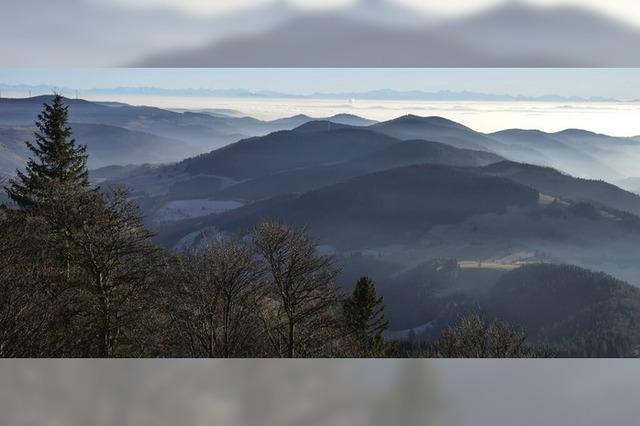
<box><xmin>2</xmin><ymin>69</ymin><xmax>639</xmax><ymax>99</ymax></box>
<box><xmin>3</xmin><ymin>68</ymin><xmax>640</xmax><ymax>136</ymax></box>
<box><xmin>3</xmin><ymin>93</ymin><xmax>639</xmax><ymax>137</ymax></box>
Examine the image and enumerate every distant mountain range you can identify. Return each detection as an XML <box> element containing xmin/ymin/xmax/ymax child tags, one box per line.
<box><xmin>370</xmin><ymin>115</ymin><xmax>635</xmax><ymax>180</ymax></box>
<box><xmin>0</xmin><ymin>96</ymin><xmax>375</xmax><ymax>172</ymax></box>
<box><xmin>1</xmin><ymin>84</ymin><xmax>632</xmax><ymax>102</ymax></box>
<box><xmin>3</xmin><ymin>96</ymin><xmax>639</xmax><ymax>182</ymax></box>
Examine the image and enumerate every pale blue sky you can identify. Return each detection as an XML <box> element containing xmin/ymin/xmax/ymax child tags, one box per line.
<box><xmin>1</xmin><ymin>68</ymin><xmax>639</xmax><ymax>99</ymax></box>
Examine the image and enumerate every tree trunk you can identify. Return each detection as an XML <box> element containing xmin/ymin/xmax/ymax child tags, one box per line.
<box><xmin>288</xmin><ymin>321</ymin><xmax>295</xmax><ymax>358</ymax></box>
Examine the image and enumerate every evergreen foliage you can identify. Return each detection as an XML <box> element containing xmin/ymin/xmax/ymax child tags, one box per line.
<box><xmin>344</xmin><ymin>276</ymin><xmax>393</xmax><ymax>356</ymax></box>
<box><xmin>6</xmin><ymin>94</ymin><xmax>88</xmax><ymax>211</ymax></box>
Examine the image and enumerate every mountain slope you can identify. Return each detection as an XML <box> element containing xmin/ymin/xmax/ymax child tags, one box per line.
<box><xmin>218</xmin><ymin>138</ymin><xmax>503</xmax><ymax>201</ymax></box>
<box><xmin>352</xmin><ymin>138</ymin><xmax>501</xmax><ymax>169</ymax></box>
<box><xmin>551</xmin><ymin>129</ymin><xmax>640</xmax><ymax>178</ymax></box>
<box><xmin>0</xmin><ymin>96</ymin><xmax>245</xmax><ymax>157</ymax></box>
<box><xmin>0</xmin><ymin>126</ymin><xmax>31</xmax><ymax>175</ymax></box>
<box><xmin>268</xmin><ymin>113</ymin><xmax>376</xmax><ymax>128</ymax></box>
<box><xmin>488</xmin><ymin>263</ymin><xmax>640</xmax><ymax>356</ymax></box>
<box><xmin>0</xmin><ymin>97</ymin><xmax>379</xmax><ymax>164</ymax></box>
<box><xmin>479</xmin><ymin>161</ymin><xmax>640</xmax><ymax>216</ymax></box>
<box><xmin>369</xmin><ymin>115</ymin><xmax>499</xmax><ymax>152</ymax></box>
<box><xmin>0</xmin><ymin>123</ymin><xmax>196</xmax><ymax>169</ymax></box>
<box><xmin>181</xmin><ymin>123</ymin><xmax>399</xmax><ymax>179</ymax></box>
<box><xmin>489</xmin><ymin>129</ymin><xmax>624</xmax><ymax>180</ymax></box>
<box><xmin>164</xmin><ymin>164</ymin><xmax>539</xmax><ymax>248</ymax></box>
<box><xmin>366</xmin><ymin>114</ymin><xmax>631</xmax><ymax>181</ymax></box>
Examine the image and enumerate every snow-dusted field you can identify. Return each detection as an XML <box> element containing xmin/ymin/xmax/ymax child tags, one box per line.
<box><xmin>153</xmin><ymin>199</ymin><xmax>243</xmax><ymax>224</ymax></box>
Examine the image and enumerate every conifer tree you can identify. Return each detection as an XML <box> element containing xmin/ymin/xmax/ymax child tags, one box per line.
<box><xmin>344</xmin><ymin>276</ymin><xmax>393</xmax><ymax>356</ymax></box>
<box><xmin>6</xmin><ymin>94</ymin><xmax>89</xmax><ymax>210</ymax></box>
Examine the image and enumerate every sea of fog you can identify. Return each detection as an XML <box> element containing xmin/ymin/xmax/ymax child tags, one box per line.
<box><xmin>29</xmin><ymin>93</ymin><xmax>640</xmax><ymax>137</ymax></box>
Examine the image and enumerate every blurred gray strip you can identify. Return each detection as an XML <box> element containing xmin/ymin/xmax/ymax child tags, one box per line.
<box><xmin>3</xmin><ymin>2</ymin><xmax>640</xmax><ymax>66</ymax></box>
<box><xmin>0</xmin><ymin>359</ymin><xmax>638</xmax><ymax>426</ymax></box>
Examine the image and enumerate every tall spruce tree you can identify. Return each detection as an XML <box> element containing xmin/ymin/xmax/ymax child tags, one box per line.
<box><xmin>6</xmin><ymin>94</ymin><xmax>89</xmax><ymax>210</ymax></box>
<box><xmin>344</xmin><ymin>276</ymin><xmax>393</xmax><ymax>356</ymax></box>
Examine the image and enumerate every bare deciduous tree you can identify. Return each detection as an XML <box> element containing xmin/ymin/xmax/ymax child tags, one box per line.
<box><xmin>165</xmin><ymin>238</ymin><xmax>266</xmax><ymax>357</ymax></box>
<box><xmin>254</xmin><ymin>220</ymin><xmax>342</xmax><ymax>358</ymax></box>
<box><xmin>426</xmin><ymin>312</ymin><xmax>552</xmax><ymax>358</ymax></box>
<box><xmin>0</xmin><ymin>208</ymin><xmax>67</xmax><ymax>356</ymax></box>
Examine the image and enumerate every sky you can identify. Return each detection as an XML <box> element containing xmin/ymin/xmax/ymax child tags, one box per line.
<box><xmin>1</xmin><ymin>68</ymin><xmax>640</xmax><ymax>100</ymax></box>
